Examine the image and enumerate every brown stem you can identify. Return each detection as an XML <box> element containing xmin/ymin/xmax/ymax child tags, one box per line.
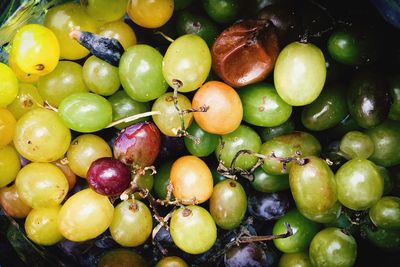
<box><xmin>237</xmin><ymin>223</ymin><xmax>293</xmax><ymax>243</ymax></box>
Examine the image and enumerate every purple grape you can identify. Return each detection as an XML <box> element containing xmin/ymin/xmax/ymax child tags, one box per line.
<box><xmin>87</xmin><ymin>157</ymin><xmax>131</xmax><ymax>196</ymax></box>
<box><xmin>113</xmin><ymin>122</ymin><xmax>161</xmax><ymax>168</ymax></box>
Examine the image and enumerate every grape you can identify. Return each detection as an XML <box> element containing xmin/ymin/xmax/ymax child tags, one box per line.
<box><xmin>25</xmin><ymin>206</ymin><xmax>63</xmax><ymax>246</ymax></box>
<box><xmin>0</xmin><ymin>63</ymin><xmax>18</xmax><ymax>107</ymax></box>
<box><xmin>162</xmin><ymin>34</ymin><xmax>211</xmax><ymax>92</ymax></box>
<box><xmin>87</xmin><ymin>157</ymin><xmax>131</xmax><ymax>196</ymax></box>
<box><xmin>170</xmin><ymin>205</ymin><xmax>217</xmax><ymax>254</ymax></box>
<box><xmin>225</xmin><ymin>242</ymin><xmax>269</xmax><ymax>267</ymax></box>
<box><xmin>13</xmin><ymin>108</ymin><xmax>71</xmax><ymax>162</ymax></box>
<box><xmin>9</xmin><ymin>24</ymin><xmax>60</xmax><ymax>76</ymax></box>
<box><xmin>51</xmin><ymin>159</ymin><xmax>77</xmax><ymax>191</ymax></box>
<box><xmin>44</xmin><ymin>2</ymin><xmax>99</xmax><ymax>60</ymax></box>
<box><xmin>16</xmin><ymin>162</ymin><xmax>68</xmax><ymax>208</ymax></box>
<box><xmin>114</xmin><ymin>122</ymin><xmax>161</xmax><ymax>168</ymax></box>
<box><xmin>0</xmin><ymin>184</ymin><xmax>31</xmax><ymax>218</ymax></box>
<box><xmin>58</xmin><ymin>188</ymin><xmax>114</xmax><ymax>242</ymax></box>
<box><xmin>83</xmin><ymin>56</ymin><xmax>120</xmax><ymax>96</ymax></box>
<box><xmin>119</xmin><ymin>44</ymin><xmax>168</xmax><ymax>102</ymax></box>
<box><xmin>7</xmin><ymin>54</ymin><xmax>40</xmax><ymax>83</ymax></box>
<box><xmin>81</xmin><ymin>0</ymin><xmax>128</xmax><ymax>22</ymax></box>
<box><xmin>109</xmin><ymin>199</ymin><xmax>152</xmax><ymax>247</ymax></box>
<box><xmin>7</xmin><ymin>83</ymin><xmax>44</xmax><ymax>119</ymax></box>
<box><xmin>38</xmin><ymin>61</ymin><xmax>89</xmax><ymax>107</ymax></box>
<box><xmin>67</xmin><ymin>134</ymin><xmax>112</xmax><ymax>178</ymax></box>
<box><xmin>113</xmin><ymin>121</ymin><xmax>161</xmax><ymax>167</ymax></box>
<box><xmin>248</xmin><ymin>192</ymin><xmax>290</xmax><ymax>221</ymax></box>
<box><xmin>98</xmin><ymin>21</ymin><xmax>137</xmax><ymax>50</ymax></box>
<box><xmin>108</xmin><ymin>90</ymin><xmax>150</xmax><ymax>130</ymax></box>
<box><xmin>0</xmin><ymin>108</ymin><xmax>16</xmax><ymax>146</ymax></box>
<box><xmin>0</xmin><ymin>145</ymin><xmax>21</xmax><ymax>188</ymax></box>
<box><xmin>58</xmin><ymin>92</ymin><xmax>113</xmax><ymax>132</ymax></box>
<box><xmin>151</xmin><ymin>92</ymin><xmax>193</xmax><ymax>136</ymax></box>
<box><xmin>127</xmin><ymin>0</ymin><xmax>174</xmax><ymax>28</ymax></box>
<box><xmin>98</xmin><ymin>249</ymin><xmax>148</xmax><ymax>267</ymax></box>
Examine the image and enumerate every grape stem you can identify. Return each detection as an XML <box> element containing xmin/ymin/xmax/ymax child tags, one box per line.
<box><xmin>171</xmin><ymin>82</ymin><xmax>208</xmax><ymax>144</ymax></box>
<box><xmin>154</xmin><ymin>31</ymin><xmax>175</xmax><ymax>43</ymax></box>
<box><xmin>237</xmin><ymin>222</ymin><xmax>293</xmax><ymax>243</ymax></box>
<box><xmin>106</xmin><ymin>111</ymin><xmax>161</xmax><ymax>128</ymax></box>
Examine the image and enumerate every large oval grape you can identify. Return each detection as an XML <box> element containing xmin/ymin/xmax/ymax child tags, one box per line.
<box><xmin>162</xmin><ymin>34</ymin><xmax>211</xmax><ymax>92</ymax></box>
<box><xmin>119</xmin><ymin>45</ymin><xmax>168</xmax><ymax>102</ymax></box>
<box><xmin>274</xmin><ymin>42</ymin><xmax>326</xmax><ymax>106</ymax></box>
<box><xmin>170</xmin><ymin>205</ymin><xmax>216</xmax><ymax>254</ymax></box>
<box><xmin>58</xmin><ymin>188</ymin><xmax>114</xmax><ymax>242</ymax></box>
<box><xmin>13</xmin><ymin>108</ymin><xmax>71</xmax><ymax>162</ymax></box>
<box><xmin>58</xmin><ymin>92</ymin><xmax>112</xmax><ymax>132</ymax></box>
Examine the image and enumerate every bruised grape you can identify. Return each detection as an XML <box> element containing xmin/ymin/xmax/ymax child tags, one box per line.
<box><xmin>113</xmin><ymin>121</ymin><xmax>161</xmax><ymax>168</ymax></box>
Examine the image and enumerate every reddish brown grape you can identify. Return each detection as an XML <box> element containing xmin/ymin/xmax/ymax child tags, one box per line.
<box><xmin>113</xmin><ymin>121</ymin><xmax>161</xmax><ymax>168</ymax></box>
<box><xmin>87</xmin><ymin>157</ymin><xmax>131</xmax><ymax>196</ymax></box>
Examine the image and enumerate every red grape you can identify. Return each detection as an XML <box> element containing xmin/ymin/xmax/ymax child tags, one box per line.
<box><xmin>87</xmin><ymin>157</ymin><xmax>131</xmax><ymax>196</ymax></box>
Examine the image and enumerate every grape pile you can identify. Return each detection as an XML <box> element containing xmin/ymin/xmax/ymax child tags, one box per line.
<box><xmin>0</xmin><ymin>0</ymin><xmax>400</xmax><ymax>266</ymax></box>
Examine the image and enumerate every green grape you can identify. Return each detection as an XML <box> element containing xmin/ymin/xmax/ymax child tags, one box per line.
<box><xmin>108</xmin><ymin>91</ymin><xmax>150</xmax><ymax>130</ymax></box>
<box><xmin>38</xmin><ymin>61</ymin><xmax>89</xmax><ymax>107</ymax></box>
<box><xmin>44</xmin><ymin>2</ymin><xmax>99</xmax><ymax>60</ymax></box>
<box><xmin>0</xmin><ymin>108</ymin><xmax>16</xmax><ymax>146</ymax></box>
<box><xmin>98</xmin><ymin>21</ymin><xmax>137</xmax><ymax>50</ymax></box>
<box><xmin>67</xmin><ymin>134</ymin><xmax>112</xmax><ymax>178</ymax></box>
<box><xmin>0</xmin><ymin>145</ymin><xmax>21</xmax><ymax>188</ymax></box>
<box><xmin>162</xmin><ymin>34</ymin><xmax>211</xmax><ymax>92</ymax></box>
<box><xmin>119</xmin><ymin>44</ymin><xmax>168</xmax><ymax>102</ymax></box>
<box><xmin>81</xmin><ymin>0</ymin><xmax>128</xmax><ymax>22</ymax></box>
<box><xmin>151</xmin><ymin>92</ymin><xmax>193</xmax><ymax>136</ymax></box>
<box><xmin>7</xmin><ymin>83</ymin><xmax>44</xmax><ymax>119</ymax></box>
<box><xmin>25</xmin><ymin>206</ymin><xmax>63</xmax><ymax>246</ymax></box>
<box><xmin>16</xmin><ymin>163</ymin><xmax>68</xmax><ymax>208</ymax></box>
<box><xmin>216</xmin><ymin>124</ymin><xmax>262</xmax><ymax>170</ymax></box>
<box><xmin>13</xmin><ymin>108</ymin><xmax>71</xmax><ymax>162</ymax></box>
<box><xmin>0</xmin><ymin>63</ymin><xmax>18</xmax><ymax>107</ymax></box>
<box><xmin>109</xmin><ymin>199</ymin><xmax>152</xmax><ymax>247</ymax></box>
<box><xmin>58</xmin><ymin>92</ymin><xmax>113</xmax><ymax>132</ymax></box>
<box><xmin>83</xmin><ymin>56</ymin><xmax>120</xmax><ymax>96</ymax></box>
<box><xmin>59</xmin><ymin>188</ymin><xmax>114</xmax><ymax>242</ymax></box>
<box><xmin>184</xmin><ymin>120</ymin><xmax>219</xmax><ymax>157</ymax></box>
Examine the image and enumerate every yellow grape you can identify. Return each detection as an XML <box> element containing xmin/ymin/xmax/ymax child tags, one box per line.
<box><xmin>8</xmin><ymin>54</ymin><xmax>40</xmax><ymax>83</ymax></box>
<box><xmin>16</xmin><ymin>163</ymin><xmax>68</xmax><ymax>208</ymax></box>
<box><xmin>7</xmin><ymin>83</ymin><xmax>44</xmax><ymax>119</ymax></box>
<box><xmin>98</xmin><ymin>20</ymin><xmax>137</xmax><ymax>50</ymax></box>
<box><xmin>0</xmin><ymin>145</ymin><xmax>21</xmax><ymax>188</ymax></box>
<box><xmin>67</xmin><ymin>134</ymin><xmax>112</xmax><ymax>178</ymax></box>
<box><xmin>0</xmin><ymin>108</ymin><xmax>16</xmax><ymax>146</ymax></box>
<box><xmin>9</xmin><ymin>24</ymin><xmax>60</xmax><ymax>76</ymax></box>
<box><xmin>13</xmin><ymin>108</ymin><xmax>71</xmax><ymax>162</ymax></box>
<box><xmin>127</xmin><ymin>0</ymin><xmax>174</xmax><ymax>28</ymax></box>
<box><xmin>0</xmin><ymin>63</ymin><xmax>18</xmax><ymax>107</ymax></box>
<box><xmin>110</xmin><ymin>199</ymin><xmax>153</xmax><ymax>247</ymax></box>
<box><xmin>25</xmin><ymin>206</ymin><xmax>63</xmax><ymax>246</ymax></box>
<box><xmin>44</xmin><ymin>2</ymin><xmax>99</xmax><ymax>60</ymax></box>
<box><xmin>82</xmin><ymin>0</ymin><xmax>128</xmax><ymax>23</ymax></box>
<box><xmin>37</xmin><ymin>61</ymin><xmax>89</xmax><ymax>107</ymax></box>
<box><xmin>58</xmin><ymin>188</ymin><xmax>114</xmax><ymax>242</ymax></box>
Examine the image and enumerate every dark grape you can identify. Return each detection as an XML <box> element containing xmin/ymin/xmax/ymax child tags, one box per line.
<box><xmin>87</xmin><ymin>157</ymin><xmax>131</xmax><ymax>196</ymax></box>
<box><xmin>113</xmin><ymin>121</ymin><xmax>161</xmax><ymax>168</ymax></box>
<box><xmin>247</xmin><ymin>191</ymin><xmax>290</xmax><ymax>221</ymax></box>
<box><xmin>224</xmin><ymin>242</ymin><xmax>269</xmax><ymax>267</ymax></box>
